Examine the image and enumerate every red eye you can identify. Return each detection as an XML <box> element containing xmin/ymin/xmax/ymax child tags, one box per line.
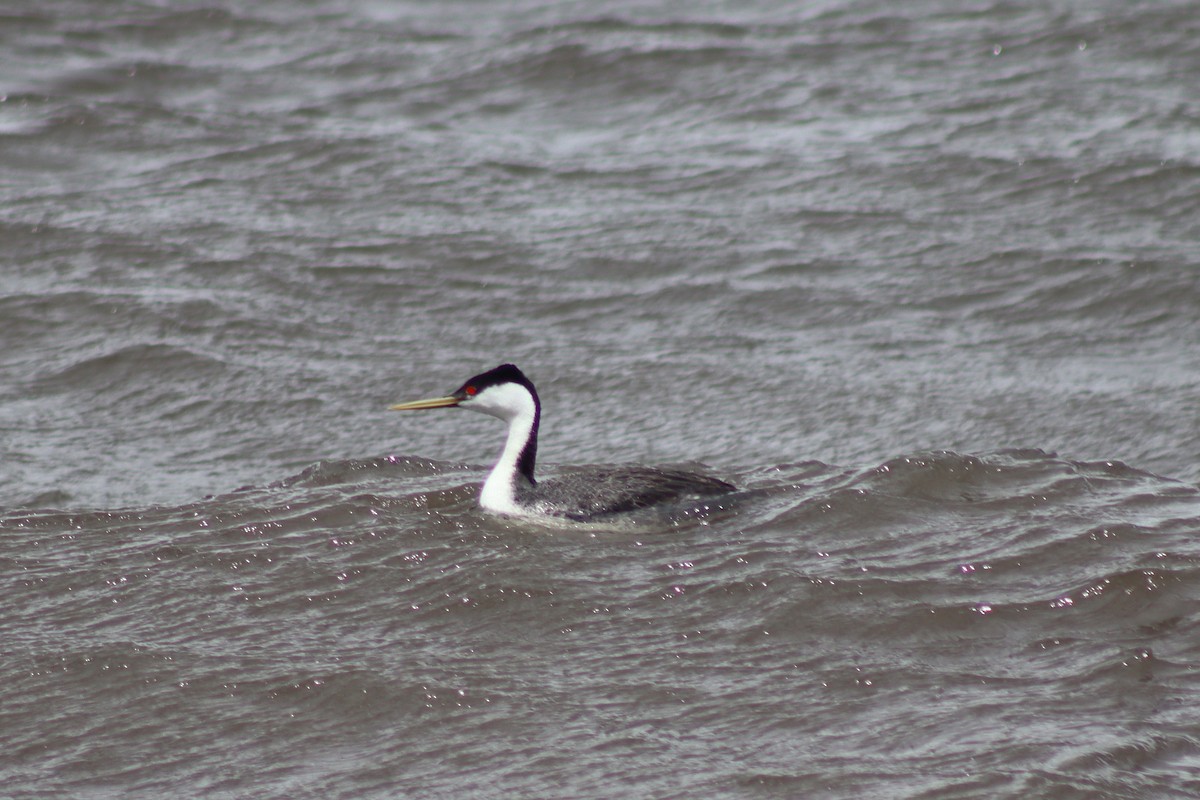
<box><xmin>465</xmin><ymin>385</ymin><xmax>478</xmax><ymax>396</ymax></box>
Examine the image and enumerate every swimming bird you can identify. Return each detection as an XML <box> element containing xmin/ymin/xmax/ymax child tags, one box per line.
<box><xmin>389</xmin><ymin>364</ymin><xmax>735</xmax><ymax>521</ymax></box>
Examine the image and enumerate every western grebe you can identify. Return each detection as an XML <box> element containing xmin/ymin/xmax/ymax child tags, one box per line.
<box><xmin>389</xmin><ymin>364</ymin><xmax>735</xmax><ymax>521</ymax></box>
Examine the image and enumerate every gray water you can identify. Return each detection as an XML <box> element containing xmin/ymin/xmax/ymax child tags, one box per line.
<box><xmin>3</xmin><ymin>1</ymin><xmax>1200</xmax><ymax>797</ymax></box>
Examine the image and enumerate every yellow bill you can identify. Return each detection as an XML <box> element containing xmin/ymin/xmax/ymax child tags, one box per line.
<box><xmin>389</xmin><ymin>395</ymin><xmax>460</xmax><ymax>411</ymax></box>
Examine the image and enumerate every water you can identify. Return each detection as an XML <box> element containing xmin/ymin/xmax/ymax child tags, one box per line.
<box><xmin>3</xmin><ymin>1</ymin><xmax>1200</xmax><ymax>797</ymax></box>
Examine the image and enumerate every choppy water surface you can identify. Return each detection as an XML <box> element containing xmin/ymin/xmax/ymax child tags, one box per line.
<box><xmin>3</xmin><ymin>1</ymin><xmax>1200</xmax><ymax>797</ymax></box>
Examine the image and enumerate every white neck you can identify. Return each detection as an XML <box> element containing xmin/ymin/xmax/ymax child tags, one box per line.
<box><xmin>464</xmin><ymin>383</ymin><xmax>538</xmax><ymax>515</ymax></box>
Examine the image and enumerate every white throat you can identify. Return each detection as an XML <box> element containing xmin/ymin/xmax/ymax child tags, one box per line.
<box><xmin>462</xmin><ymin>382</ymin><xmax>538</xmax><ymax>515</ymax></box>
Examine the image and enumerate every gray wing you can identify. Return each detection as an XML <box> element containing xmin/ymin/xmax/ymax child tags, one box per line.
<box><xmin>526</xmin><ymin>466</ymin><xmax>735</xmax><ymax>520</ymax></box>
